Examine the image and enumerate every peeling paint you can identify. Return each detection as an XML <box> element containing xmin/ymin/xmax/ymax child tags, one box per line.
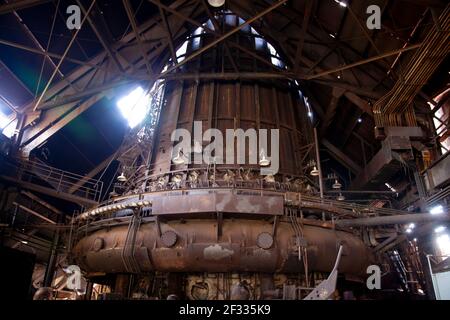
<box><xmin>203</xmin><ymin>244</ymin><xmax>234</xmax><ymax>260</ymax></box>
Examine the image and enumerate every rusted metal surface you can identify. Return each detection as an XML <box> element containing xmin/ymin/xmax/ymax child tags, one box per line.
<box><xmin>150</xmin><ymin>77</ymin><xmax>313</xmax><ymax>178</ymax></box>
<box><xmin>152</xmin><ymin>193</ymin><xmax>283</xmax><ymax>216</ymax></box>
<box><xmin>72</xmin><ymin>219</ymin><xmax>373</xmax><ymax>277</ymax></box>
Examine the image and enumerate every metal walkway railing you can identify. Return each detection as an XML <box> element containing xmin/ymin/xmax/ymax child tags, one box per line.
<box><xmin>0</xmin><ymin>156</ymin><xmax>103</xmax><ymax>205</ymax></box>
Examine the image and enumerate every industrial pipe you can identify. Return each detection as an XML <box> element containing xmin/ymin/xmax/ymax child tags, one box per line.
<box><xmin>336</xmin><ymin>213</ymin><xmax>450</xmax><ymax>227</ymax></box>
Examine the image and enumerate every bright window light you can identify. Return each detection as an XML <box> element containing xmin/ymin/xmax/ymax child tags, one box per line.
<box><xmin>255</xmin><ymin>37</ymin><xmax>266</xmax><ymax>50</ymax></box>
<box><xmin>435</xmin><ymin>226</ymin><xmax>446</xmax><ymax>233</ymax></box>
<box><xmin>117</xmin><ymin>86</ymin><xmax>151</xmax><ymax>128</ymax></box>
<box><xmin>176</xmin><ymin>40</ymin><xmax>189</xmax><ymax>63</ymax></box>
<box><xmin>430</xmin><ymin>205</ymin><xmax>444</xmax><ymax>215</ymax></box>
<box><xmin>267</xmin><ymin>42</ymin><xmax>284</xmax><ymax>68</ymax></box>
<box><xmin>204</xmin><ymin>20</ymin><xmax>215</xmax><ymax>31</ymax></box>
<box><xmin>2</xmin><ymin>119</ymin><xmax>17</xmax><ymax>138</ymax></box>
<box><xmin>436</xmin><ymin>233</ymin><xmax>450</xmax><ymax>256</ymax></box>
<box><xmin>0</xmin><ymin>111</ymin><xmax>9</xmax><ymax>129</ymax></box>
<box><xmin>250</xmin><ymin>27</ymin><xmax>260</xmax><ymax>36</ymax></box>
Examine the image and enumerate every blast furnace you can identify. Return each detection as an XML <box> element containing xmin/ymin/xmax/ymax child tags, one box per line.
<box><xmin>71</xmin><ymin>12</ymin><xmax>375</xmax><ymax>300</ymax></box>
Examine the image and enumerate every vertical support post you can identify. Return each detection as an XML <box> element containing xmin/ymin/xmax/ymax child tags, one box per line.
<box><xmin>313</xmin><ymin>127</ymin><xmax>324</xmax><ymax>199</ymax></box>
<box><xmin>313</xmin><ymin>127</ymin><xmax>325</xmax><ymax>220</ymax></box>
<box><xmin>425</xmin><ymin>254</ymin><xmax>437</xmax><ymax>300</ymax></box>
<box><xmin>43</xmin><ymin>219</ymin><xmax>60</xmax><ymax>287</ymax></box>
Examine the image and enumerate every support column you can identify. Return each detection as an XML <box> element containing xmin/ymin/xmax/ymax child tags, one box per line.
<box><xmin>43</xmin><ymin>218</ymin><xmax>60</xmax><ymax>287</ymax></box>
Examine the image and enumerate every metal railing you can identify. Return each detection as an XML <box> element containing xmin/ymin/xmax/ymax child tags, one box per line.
<box><xmin>79</xmin><ymin>186</ymin><xmax>416</xmax><ymax>224</ymax></box>
<box><xmin>2</xmin><ymin>157</ymin><xmax>103</xmax><ymax>203</ymax></box>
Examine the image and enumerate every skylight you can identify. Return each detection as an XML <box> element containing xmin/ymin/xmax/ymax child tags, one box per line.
<box><xmin>116</xmin><ymin>86</ymin><xmax>151</xmax><ymax>129</ymax></box>
<box><xmin>176</xmin><ymin>40</ymin><xmax>189</xmax><ymax>63</ymax></box>
<box><xmin>0</xmin><ymin>111</ymin><xmax>9</xmax><ymax>129</ymax></box>
<box><xmin>267</xmin><ymin>42</ymin><xmax>285</xmax><ymax>68</ymax></box>
<box><xmin>1</xmin><ymin>119</ymin><xmax>16</xmax><ymax>138</ymax></box>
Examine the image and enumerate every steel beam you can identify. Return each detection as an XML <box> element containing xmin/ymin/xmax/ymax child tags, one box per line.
<box><xmin>199</xmin><ymin>0</ymin><xmax>238</xmax><ymax>72</ymax></box>
<box><xmin>2</xmin><ymin>176</ymin><xmax>99</xmax><ymax>206</ymax></box>
<box><xmin>17</xmin><ymin>0</ymin><xmax>192</xmax><ymax>156</ymax></box>
<box><xmin>0</xmin><ymin>38</ymin><xmax>105</xmax><ymax>69</ymax></box>
<box><xmin>149</xmin><ymin>0</ymin><xmax>280</xmax><ymax>72</ymax></box>
<box><xmin>293</xmin><ymin>0</ymin><xmax>314</xmax><ymax>73</ymax></box>
<box><xmin>320</xmin><ymin>87</ymin><xmax>345</xmax><ymax>136</ymax></box>
<box><xmin>154</xmin><ymin>0</ymin><xmax>288</xmax><ymax>75</ymax></box>
<box><xmin>21</xmin><ymin>191</ymin><xmax>63</xmax><ymax>215</ymax></box>
<box><xmin>69</xmin><ymin>152</ymin><xmax>117</xmax><ymax>194</ymax></box>
<box><xmin>122</xmin><ymin>0</ymin><xmax>153</xmax><ymax>75</ymax></box>
<box><xmin>322</xmin><ymin>139</ymin><xmax>362</xmax><ymax>174</ymax></box>
<box><xmin>13</xmin><ymin>202</ymin><xmax>56</xmax><ymax>224</ymax></box>
<box><xmin>305</xmin><ymin>44</ymin><xmax>422</xmax><ymax>80</ymax></box>
<box><xmin>156</xmin><ymin>0</ymin><xmax>177</xmax><ymax>62</ymax></box>
<box><xmin>33</xmin><ymin>0</ymin><xmax>97</xmax><ymax>111</ymax></box>
<box><xmin>76</xmin><ymin>0</ymin><xmax>125</xmax><ymax>73</ymax></box>
<box><xmin>0</xmin><ymin>0</ymin><xmax>51</xmax><ymax>15</ymax></box>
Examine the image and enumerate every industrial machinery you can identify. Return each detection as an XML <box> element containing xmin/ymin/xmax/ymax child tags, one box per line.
<box><xmin>69</xmin><ymin>11</ymin><xmax>408</xmax><ymax>300</ymax></box>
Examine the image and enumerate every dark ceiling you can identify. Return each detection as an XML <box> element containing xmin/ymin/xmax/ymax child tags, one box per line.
<box><xmin>0</xmin><ymin>0</ymin><xmax>448</xmax><ymax>208</ymax></box>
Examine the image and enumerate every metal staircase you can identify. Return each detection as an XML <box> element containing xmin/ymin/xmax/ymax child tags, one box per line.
<box><xmin>388</xmin><ymin>250</ymin><xmax>410</xmax><ymax>292</ymax></box>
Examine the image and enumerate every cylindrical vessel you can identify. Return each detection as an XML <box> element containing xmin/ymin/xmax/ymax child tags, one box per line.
<box><xmin>72</xmin><ymin>219</ymin><xmax>373</xmax><ymax>276</ymax></box>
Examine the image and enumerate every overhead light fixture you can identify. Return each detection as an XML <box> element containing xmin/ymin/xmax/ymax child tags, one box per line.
<box><xmin>259</xmin><ymin>149</ymin><xmax>270</xmax><ymax>167</ymax></box>
<box><xmin>337</xmin><ymin>193</ymin><xmax>345</xmax><ymax>201</ymax></box>
<box><xmin>172</xmin><ymin>149</ymin><xmax>186</xmax><ymax>165</ymax></box>
<box><xmin>357</xmin><ymin>118</ymin><xmax>362</xmax><ymax>123</ymax></box>
<box><xmin>332</xmin><ymin>179</ymin><xmax>342</xmax><ymax>189</ymax></box>
<box><xmin>109</xmin><ymin>190</ymin><xmax>119</xmax><ymax>198</ymax></box>
<box><xmin>208</xmin><ymin>0</ymin><xmax>225</xmax><ymax>7</ymax></box>
<box><xmin>310</xmin><ymin>166</ymin><xmax>319</xmax><ymax>176</ymax></box>
<box><xmin>21</xmin><ymin>240</ymin><xmax>28</xmax><ymax>244</ymax></box>
<box><xmin>385</xmin><ymin>182</ymin><xmax>397</xmax><ymax>193</ymax></box>
<box><xmin>117</xmin><ymin>172</ymin><xmax>127</xmax><ymax>182</ymax></box>
<box><xmin>406</xmin><ymin>223</ymin><xmax>416</xmax><ymax>234</ymax></box>
<box><xmin>334</xmin><ymin>0</ymin><xmax>347</xmax><ymax>7</ymax></box>
<box><xmin>430</xmin><ymin>205</ymin><xmax>444</xmax><ymax>215</ymax></box>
